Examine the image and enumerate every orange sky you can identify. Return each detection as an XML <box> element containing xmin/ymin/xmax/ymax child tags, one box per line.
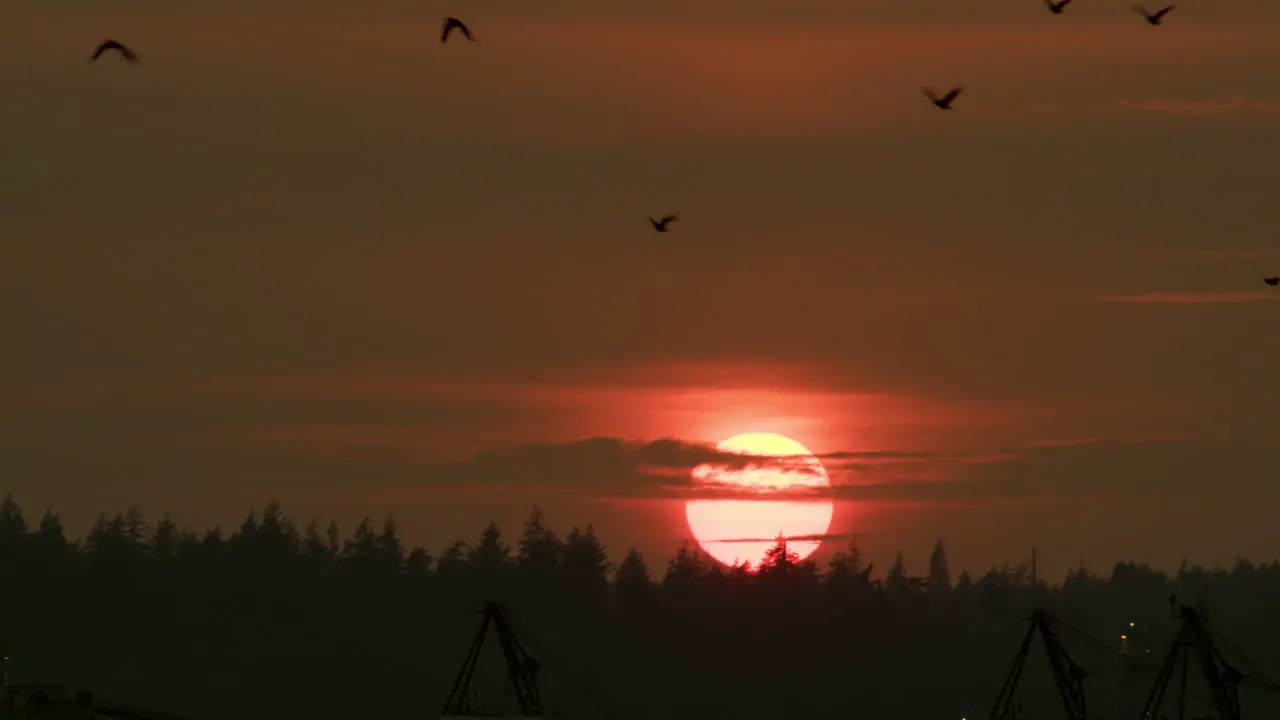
<box><xmin>3</xmin><ymin>0</ymin><xmax>1280</xmax><ymax>580</ymax></box>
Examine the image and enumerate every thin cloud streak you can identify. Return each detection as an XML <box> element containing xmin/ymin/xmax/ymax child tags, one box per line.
<box><xmin>1151</xmin><ymin>250</ymin><xmax>1280</xmax><ymax>261</ymax></box>
<box><xmin>240</xmin><ymin>427</ymin><xmax>1021</xmax><ymax>499</ymax></box>
<box><xmin>1118</xmin><ymin>97</ymin><xmax>1280</xmax><ymax>119</ymax></box>
<box><xmin>269</xmin><ymin>434</ymin><xmax>820</xmax><ymax>477</ymax></box>
<box><xmin>1091</xmin><ymin>292</ymin><xmax>1280</xmax><ymax>305</ymax></box>
<box><xmin>46</xmin><ymin>419</ymin><xmax>1278</xmax><ymax>512</ymax></box>
<box><xmin>629</xmin><ymin>478</ymin><xmax>969</xmax><ymax>502</ymax></box>
<box><xmin>247</xmin><ymin>427</ymin><xmax>1250</xmax><ymax>506</ymax></box>
<box><xmin>701</xmin><ymin>532</ymin><xmax>856</xmax><ymax>544</ymax></box>
<box><xmin>584</xmin><ymin>438</ymin><xmax>1280</xmax><ymax>503</ymax></box>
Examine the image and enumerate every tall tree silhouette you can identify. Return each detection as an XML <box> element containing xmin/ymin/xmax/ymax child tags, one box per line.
<box><xmin>376</xmin><ymin>517</ymin><xmax>405</xmax><ymax>571</ymax></box>
<box><xmin>436</xmin><ymin>538</ymin><xmax>468</xmax><ymax>583</ymax></box>
<box><xmin>150</xmin><ymin>511</ymin><xmax>181</xmax><ymax>563</ymax></box>
<box><xmin>826</xmin><ymin>539</ymin><xmax>870</xmax><ymax>601</ymax></box>
<box><xmin>563</xmin><ymin>524</ymin><xmax>612</xmax><ymax>596</ymax></box>
<box><xmin>404</xmin><ymin>547</ymin><xmax>432</xmax><ymax>583</ymax></box>
<box><xmin>0</xmin><ymin>495</ymin><xmax>29</xmax><ymax>559</ymax></box>
<box><xmin>301</xmin><ymin>517</ymin><xmax>336</xmax><ymax>576</ymax></box>
<box><xmin>256</xmin><ymin>501</ymin><xmax>300</xmax><ymax>562</ymax></box>
<box><xmin>614</xmin><ymin>549</ymin><xmax>654</xmax><ymax>605</ymax></box>
<box><xmin>340</xmin><ymin>516</ymin><xmax>400</xmax><ymax>585</ymax></box>
<box><xmin>758</xmin><ymin>535</ymin><xmax>820</xmax><ymax>603</ymax></box>
<box><xmin>517</xmin><ymin>506</ymin><xmax>563</xmax><ymax>589</ymax></box>
<box><xmin>885</xmin><ymin>551</ymin><xmax>908</xmax><ymax>594</ymax></box>
<box><xmin>758</xmin><ymin>535</ymin><xmax>800</xmax><ymax>576</ymax></box>
<box><xmin>28</xmin><ymin>509</ymin><xmax>74</xmax><ymax>572</ymax></box>
<box><xmin>466</xmin><ymin>521</ymin><xmax>510</xmax><ymax>595</ymax></box>
<box><xmin>928</xmin><ymin>539</ymin><xmax>952</xmax><ymax>596</ymax></box>
<box><xmin>952</xmin><ymin>569</ymin><xmax>975</xmax><ymax>608</ymax></box>
<box><xmin>662</xmin><ymin>540</ymin><xmax>706</xmax><ymax>601</ymax></box>
<box><xmin>85</xmin><ymin>510</ymin><xmax>149</xmax><ymax>576</ymax></box>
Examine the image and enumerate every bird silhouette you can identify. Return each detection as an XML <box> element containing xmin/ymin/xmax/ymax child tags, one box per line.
<box><xmin>442</xmin><ymin>17</ymin><xmax>474</xmax><ymax>43</ymax></box>
<box><xmin>90</xmin><ymin>40</ymin><xmax>138</xmax><ymax>63</ymax></box>
<box><xmin>1044</xmin><ymin>0</ymin><xmax>1075</xmax><ymax>13</ymax></box>
<box><xmin>648</xmin><ymin>214</ymin><xmax>679</xmax><ymax>233</ymax></box>
<box><xmin>1133</xmin><ymin>4</ymin><xmax>1175</xmax><ymax>24</ymax></box>
<box><xmin>1264</xmin><ymin>276</ymin><xmax>1279</xmax><ymax>287</ymax></box>
<box><xmin>922</xmin><ymin>87</ymin><xmax>963</xmax><ymax>110</ymax></box>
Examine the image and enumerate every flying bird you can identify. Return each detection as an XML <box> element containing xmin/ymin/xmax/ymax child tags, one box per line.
<box><xmin>1133</xmin><ymin>4</ymin><xmax>1175</xmax><ymax>24</ymax></box>
<box><xmin>1264</xmin><ymin>277</ymin><xmax>1279</xmax><ymax>287</ymax></box>
<box><xmin>1044</xmin><ymin>0</ymin><xmax>1075</xmax><ymax>13</ymax></box>
<box><xmin>90</xmin><ymin>40</ymin><xmax>137</xmax><ymax>63</ymax></box>
<box><xmin>441</xmin><ymin>17</ymin><xmax>474</xmax><ymax>43</ymax></box>
<box><xmin>922</xmin><ymin>86</ymin><xmax>963</xmax><ymax>110</ymax></box>
<box><xmin>648</xmin><ymin>214</ymin><xmax>679</xmax><ymax>233</ymax></box>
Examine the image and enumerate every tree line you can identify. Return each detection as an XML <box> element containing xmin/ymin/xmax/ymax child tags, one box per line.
<box><xmin>1</xmin><ymin>495</ymin><xmax>1278</xmax><ymax>720</ymax></box>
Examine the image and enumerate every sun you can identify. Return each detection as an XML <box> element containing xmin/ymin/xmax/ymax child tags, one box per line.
<box><xmin>685</xmin><ymin>432</ymin><xmax>835</xmax><ymax>568</ymax></box>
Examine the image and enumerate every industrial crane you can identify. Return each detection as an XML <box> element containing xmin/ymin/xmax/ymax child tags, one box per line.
<box><xmin>1139</xmin><ymin>600</ymin><xmax>1244</xmax><ymax>720</ymax></box>
<box><xmin>441</xmin><ymin>602</ymin><xmax>544</xmax><ymax>719</ymax></box>
<box><xmin>990</xmin><ymin>609</ymin><xmax>1090</xmax><ymax>720</ymax></box>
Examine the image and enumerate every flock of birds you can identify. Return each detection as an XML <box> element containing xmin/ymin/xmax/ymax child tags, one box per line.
<box><xmin>85</xmin><ymin>2</ymin><xmax>1276</xmax><ymax>287</ymax></box>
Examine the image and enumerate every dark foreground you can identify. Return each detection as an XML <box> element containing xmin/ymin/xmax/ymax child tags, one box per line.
<box><xmin>1</xmin><ymin>498</ymin><xmax>1278</xmax><ymax>720</ymax></box>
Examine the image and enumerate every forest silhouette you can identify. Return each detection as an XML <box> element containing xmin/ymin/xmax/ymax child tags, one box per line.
<box><xmin>1</xmin><ymin>495</ymin><xmax>1278</xmax><ymax>720</ymax></box>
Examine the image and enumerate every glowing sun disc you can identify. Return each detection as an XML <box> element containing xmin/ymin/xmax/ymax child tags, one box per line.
<box><xmin>685</xmin><ymin>432</ymin><xmax>834</xmax><ymax>568</ymax></box>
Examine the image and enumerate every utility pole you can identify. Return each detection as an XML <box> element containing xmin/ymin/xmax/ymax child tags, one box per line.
<box><xmin>0</xmin><ymin>648</ymin><xmax>9</xmax><ymax>720</ymax></box>
<box><xmin>1178</xmin><ymin>646</ymin><xmax>1189</xmax><ymax>720</ymax></box>
<box><xmin>1031</xmin><ymin>547</ymin><xmax>1038</xmax><ymax>608</ymax></box>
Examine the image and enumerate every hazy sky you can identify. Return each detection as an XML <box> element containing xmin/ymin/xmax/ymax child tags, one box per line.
<box><xmin>4</xmin><ymin>0</ymin><xmax>1280</xmax><ymax>579</ymax></box>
